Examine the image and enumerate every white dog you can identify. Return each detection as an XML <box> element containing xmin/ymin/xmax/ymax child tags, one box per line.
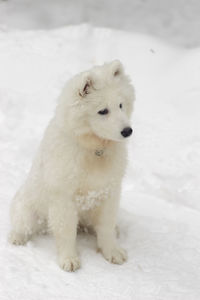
<box><xmin>9</xmin><ymin>60</ymin><xmax>135</xmax><ymax>271</ymax></box>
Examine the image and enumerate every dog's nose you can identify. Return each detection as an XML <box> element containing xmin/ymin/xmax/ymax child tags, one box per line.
<box><xmin>121</xmin><ymin>127</ymin><xmax>133</xmax><ymax>138</ymax></box>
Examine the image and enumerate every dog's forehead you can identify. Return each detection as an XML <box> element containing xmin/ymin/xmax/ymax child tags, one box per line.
<box><xmin>94</xmin><ymin>87</ymin><xmax>123</xmax><ymax>109</ymax></box>
<box><xmin>92</xmin><ymin>72</ymin><xmax>124</xmax><ymax>92</ymax></box>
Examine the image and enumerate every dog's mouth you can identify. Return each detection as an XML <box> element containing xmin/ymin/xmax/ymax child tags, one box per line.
<box><xmin>100</xmin><ymin>134</ymin><xmax>133</xmax><ymax>143</ymax></box>
<box><xmin>88</xmin><ymin>125</ymin><xmax>133</xmax><ymax>143</ymax></box>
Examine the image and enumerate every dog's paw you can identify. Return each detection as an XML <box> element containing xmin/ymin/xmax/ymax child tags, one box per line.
<box><xmin>8</xmin><ymin>231</ymin><xmax>28</xmax><ymax>246</ymax></box>
<box><xmin>100</xmin><ymin>246</ymin><xmax>127</xmax><ymax>265</ymax></box>
<box><xmin>59</xmin><ymin>256</ymin><xmax>81</xmax><ymax>272</ymax></box>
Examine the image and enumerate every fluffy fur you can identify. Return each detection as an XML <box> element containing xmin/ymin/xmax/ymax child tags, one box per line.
<box><xmin>9</xmin><ymin>60</ymin><xmax>135</xmax><ymax>271</ymax></box>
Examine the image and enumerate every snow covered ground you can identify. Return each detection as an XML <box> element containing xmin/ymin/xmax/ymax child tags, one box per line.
<box><xmin>0</xmin><ymin>25</ymin><xmax>200</xmax><ymax>299</ymax></box>
<box><xmin>0</xmin><ymin>0</ymin><xmax>200</xmax><ymax>47</ymax></box>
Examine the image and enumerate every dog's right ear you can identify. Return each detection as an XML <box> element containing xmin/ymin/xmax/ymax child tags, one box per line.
<box><xmin>79</xmin><ymin>75</ymin><xmax>93</xmax><ymax>97</ymax></box>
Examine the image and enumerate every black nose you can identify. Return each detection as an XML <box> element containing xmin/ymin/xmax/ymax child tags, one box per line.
<box><xmin>121</xmin><ymin>127</ymin><xmax>133</xmax><ymax>138</ymax></box>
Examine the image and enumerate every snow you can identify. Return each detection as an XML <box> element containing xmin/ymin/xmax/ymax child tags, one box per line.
<box><xmin>0</xmin><ymin>0</ymin><xmax>200</xmax><ymax>47</ymax></box>
<box><xmin>0</xmin><ymin>24</ymin><xmax>200</xmax><ymax>299</ymax></box>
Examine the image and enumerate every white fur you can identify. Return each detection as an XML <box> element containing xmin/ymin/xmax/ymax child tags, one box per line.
<box><xmin>9</xmin><ymin>60</ymin><xmax>135</xmax><ymax>271</ymax></box>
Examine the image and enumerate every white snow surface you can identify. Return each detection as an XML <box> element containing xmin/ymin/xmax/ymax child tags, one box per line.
<box><xmin>1</xmin><ymin>0</ymin><xmax>200</xmax><ymax>47</ymax></box>
<box><xmin>0</xmin><ymin>25</ymin><xmax>200</xmax><ymax>299</ymax></box>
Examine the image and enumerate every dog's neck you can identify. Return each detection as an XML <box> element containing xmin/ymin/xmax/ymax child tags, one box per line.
<box><xmin>77</xmin><ymin>133</ymin><xmax>115</xmax><ymax>157</ymax></box>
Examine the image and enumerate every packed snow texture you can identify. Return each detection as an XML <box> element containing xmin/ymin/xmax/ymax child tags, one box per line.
<box><xmin>0</xmin><ymin>0</ymin><xmax>200</xmax><ymax>47</ymax></box>
<box><xmin>0</xmin><ymin>25</ymin><xmax>200</xmax><ymax>299</ymax></box>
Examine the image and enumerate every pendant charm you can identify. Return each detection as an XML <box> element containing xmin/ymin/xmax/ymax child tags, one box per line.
<box><xmin>95</xmin><ymin>149</ymin><xmax>104</xmax><ymax>156</ymax></box>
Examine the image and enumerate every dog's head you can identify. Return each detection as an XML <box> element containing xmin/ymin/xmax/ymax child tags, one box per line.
<box><xmin>57</xmin><ymin>60</ymin><xmax>135</xmax><ymax>143</ymax></box>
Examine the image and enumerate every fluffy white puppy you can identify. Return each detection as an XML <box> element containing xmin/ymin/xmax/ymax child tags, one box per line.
<box><xmin>9</xmin><ymin>60</ymin><xmax>135</xmax><ymax>271</ymax></box>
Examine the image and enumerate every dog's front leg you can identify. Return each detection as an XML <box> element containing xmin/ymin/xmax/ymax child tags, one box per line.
<box><xmin>95</xmin><ymin>190</ymin><xmax>127</xmax><ymax>265</ymax></box>
<box><xmin>49</xmin><ymin>196</ymin><xmax>80</xmax><ymax>272</ymax></box>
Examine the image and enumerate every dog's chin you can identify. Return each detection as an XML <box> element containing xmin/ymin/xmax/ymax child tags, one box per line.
<box><xmin>94</xmin><ymin>133</ymin><xmax>125</xmax><ymax>143</ymax></box>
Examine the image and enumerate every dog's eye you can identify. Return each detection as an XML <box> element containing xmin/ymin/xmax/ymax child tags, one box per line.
<box><xmin>98</xmin><ymin>108</ymin><xmax>109</xmax><ymax>115</ymax></box>
<box><xmin>119</xmin><ymin>103</ymin><xmax>123</xmax><ymax>109</ymax></box>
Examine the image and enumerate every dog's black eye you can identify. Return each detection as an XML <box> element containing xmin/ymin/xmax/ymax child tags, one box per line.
<box><xmin>119</xmin><ymin>103</ymin><xmax>123</xmax><ymax>109</ymax></box>
<box><xmin>98</xmin><ymin>108</ymin><xmax>109</xmax><ymax>115</ymax></box>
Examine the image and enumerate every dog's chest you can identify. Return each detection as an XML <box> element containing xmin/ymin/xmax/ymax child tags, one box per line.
<box><xmin>72</xmin><ymin>145</ymin><xmax>125</xmax><ymax>211</ymax></box>
<box><xmin>73</xmin><ymin>153</ymin><xmax>115</xmax><ymax>211</ymax></box>
<box><xmin>74</xmin><ymin>187</ymin><xmax>109</xmax><ymax>211</ymax></box>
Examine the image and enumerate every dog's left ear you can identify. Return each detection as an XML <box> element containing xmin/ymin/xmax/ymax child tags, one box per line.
<box><xmin>79</xmin><ymin>75</ymin><xmax>93</xmax><ymax>97</ymax></box>
<box><xmin>110</xmin><ymin>60</ymin><xmax>124</xmax><ymax>77</ymax></box>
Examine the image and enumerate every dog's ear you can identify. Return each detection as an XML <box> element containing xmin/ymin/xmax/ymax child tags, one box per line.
<box><xmin>110</xmin><ymin>60</ymin><xmax>124</xmax><ymax>77</ymax></box>
<box><xmin>79</xmin><ymin>75</ymin><xmax>93</xmax><ymax>97</ymax></box>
